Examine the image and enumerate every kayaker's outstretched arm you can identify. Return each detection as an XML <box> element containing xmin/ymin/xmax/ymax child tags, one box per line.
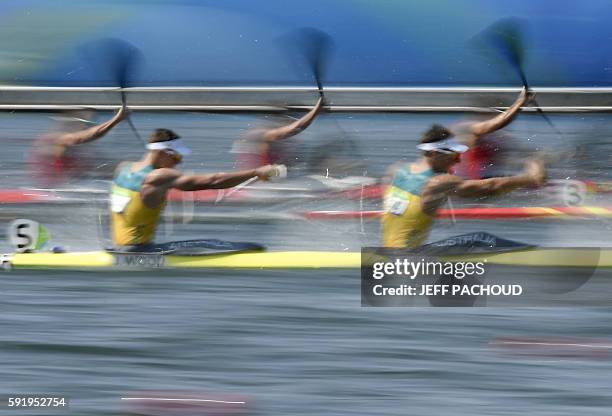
<box><xmin>419</xmin><ymin>159</ymin><xmax>545</xmax><ymax>215</ymax></box>
<box><xmin>260</xmin><ymin>96</ymin><xmax>324</xmax><ymax>142</ymax></box>
<box><xmin>140</xmin><ymin>165</ymin><xmax>281</xmax><ymax>207</ymax></box>
<box><xmin>464</xmin><ymin>87</ymin><xmax>530</xmax><ymax>146</ymax></box>
<box><xmin>143</xmin><ymin>165</ymin><xmax>280</xmax><ymax>193</ymax></box>
<box><xmin>56</xmin><ymin>104</ymin><xmax>127</xmax><ymax>147</ymax></box>
<box><xmin>172</xmin><ymin>165</ymin><xmax>280</xmax><ymax>191</ymax></box>
<box><xmin>454</xmin><ymin>159</ymin><xmax>545</xmax><ymax>197</ymax></box>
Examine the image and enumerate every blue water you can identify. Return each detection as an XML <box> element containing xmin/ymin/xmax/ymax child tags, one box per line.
<box><xmin>3</xmin><ymin>270</ymin><xmax>612</xmax><ymax>415</ymax></box>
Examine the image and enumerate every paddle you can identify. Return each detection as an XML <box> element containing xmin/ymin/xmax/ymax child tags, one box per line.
<box><xmin>215</xmin><ymin>164</ymin><xmax>288</xmax><ymax>204</ymax></box>
<box><xmin>470</xmin><ymin>18</ymin><xmax>563</xmax><ymax>137</ymax></box>
<box><xmin>79</xmin><ymin>38</ymin><xmax>144</xmax><ymax>144</ymax></box>
<box><xmin>279</xmin><ymin>27</ymin><xmax>334</xmax><ymax>98</ymax></box>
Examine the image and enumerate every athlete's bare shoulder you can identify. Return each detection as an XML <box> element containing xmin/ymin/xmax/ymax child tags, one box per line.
<box><xmin>449</xmin><ymin>121</ymin><xmax>477</xmax><ymax>146</ymax></box>
<box><xmin>420</xmin><ymin>174</ymin><xmax>463</xmax><ymax>215</ymax></box>
<box><xmin>424</xmin><ymin>174</ymin><xmax>463</xmax><ymax>192</ymax></box>
<box><xmin>139</xmin><ymin>168</ymin><xmax>182</xmax><ymax>207</ymax></box>
<box><xmin>142</xmin><ymin>167</ymin><xmax>182</xmax><ymax>187</ymax></box>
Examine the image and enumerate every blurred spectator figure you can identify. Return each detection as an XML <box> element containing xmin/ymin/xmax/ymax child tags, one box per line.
<box><xmin>28</xmin><ymin>105</ymin><xmax>125</xmax><ymax>187</ymax></box>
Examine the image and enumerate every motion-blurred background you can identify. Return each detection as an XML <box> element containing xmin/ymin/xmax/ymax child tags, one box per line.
<box><xmin>1</xmin><ymin>0</ymin><xmax>611</xmax><ymax>87</ymax></box>
<box><xmin>2</xmin><ymin>2</ymin><xmax>612</xmax><ymax>416</ymax></box>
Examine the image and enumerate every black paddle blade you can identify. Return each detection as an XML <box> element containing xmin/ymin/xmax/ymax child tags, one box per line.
<box><xmin>279</xmin><ymin>27</ymin><xmax>334</xmax><ymax>93</ymax></box>
<box><xmin>79</xmin><ymin>38</ymin><xmax>145</xmax><ymax>144</ymax></box>
<box><xmin>471</xmin><ymin>19</ymin><xmax>564</xmax><ymax>136</ymax></box>
<box><xmin>470</xmin><ymin>17</ymin><xmax>531</xmax><ymax>87</ymax></box>
<box><xmin>78</xmin><ymin>38</ymin><xmax>143</xmax><ymax>88</ymax></box>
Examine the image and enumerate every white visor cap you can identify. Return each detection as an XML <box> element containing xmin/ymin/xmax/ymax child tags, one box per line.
<box><xmin>146</xmin><ymin>138</ymin><xmax>192</xmax><ymax>156</ymax></box>
<box><xmin>417</xmin><ymin>138</ymin><xmax>469</xmax><ymax>154</ymax></box>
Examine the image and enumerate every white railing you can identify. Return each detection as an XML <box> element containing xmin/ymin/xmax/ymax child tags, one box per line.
<box><xmin>2</xmin><ymin>86</ymin><xmax>612</xmax><ymax>112</ymax></box>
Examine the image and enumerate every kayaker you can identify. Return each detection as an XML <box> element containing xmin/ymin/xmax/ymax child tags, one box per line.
<box><xmin>110</xmin><ymin>128</ymin><xmax>281</xmax><ymax>249</ymax></box>
<box><xmin>382</xmin><ymin>124</ymin><xmax>545</xmax><ymax>248</ymax></box>
<box><xmin>28</xmin><ymin>104</ymin><xmax>127</xmax><ymax>187</ymax></box>
<box><xmin>452</xmin><ymin>87</ymin><xmax>531</xmax><ymax>179</ymax></box>
<box><xmin>232</xmin><ymin>96</ymin><xmax>324</xmax><ymax>170</ymax></box>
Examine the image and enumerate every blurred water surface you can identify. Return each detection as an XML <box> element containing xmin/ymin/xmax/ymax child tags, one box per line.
<box><xmin>1</xmin><ymin>111</ymin><xmax>612</xmax><ymax>415</ymax></box>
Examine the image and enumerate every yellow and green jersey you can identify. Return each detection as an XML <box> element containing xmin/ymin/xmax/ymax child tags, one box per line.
<box><xmin>110</xmin><ymin>164</ymin><xmax>165</xmax><ymax>246</ymax></box>
<box><xmin>382</xmin><ymin>164</ymin><xmax>435</xmax><ymax>248</ymax></box>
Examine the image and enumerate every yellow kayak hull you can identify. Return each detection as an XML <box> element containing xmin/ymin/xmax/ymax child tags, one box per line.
<box><xmin>5</xmin><ymin>248</ymin><xmax>612</xmax><ymax>270</ymax></box>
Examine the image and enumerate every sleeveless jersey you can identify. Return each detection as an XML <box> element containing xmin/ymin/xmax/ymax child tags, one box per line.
<box><xmin>110</xmin><ymin>164</ymin><xmax>164</xmax><ymax>246</ymax></box>
<box><xmin>381</xmin><ymin>164</ymin><xmax>435</xmax><ymax>248</ymax></box>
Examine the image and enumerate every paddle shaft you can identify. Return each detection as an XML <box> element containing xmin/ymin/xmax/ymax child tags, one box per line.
<box><xmin>121</xmin><ymin>90</ymin><xmax>145</xmax><ymax>145</ymax></box>
<box><xmin>222</xmin><ymin>176</ymin><xmax>259</xmax><ymax>199</ymax></box>
<box><xmin>519</xmin><ymin>74</ymin><xmax>563</xmax><ymax>137</ymax></box>
<box><xmin>216</xmin><ymin>165</ymin><xmax>287</xmax><ymax>203</ymax></box>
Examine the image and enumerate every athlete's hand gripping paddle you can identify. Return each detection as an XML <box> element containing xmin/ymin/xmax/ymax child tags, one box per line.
<box><xmin>79</xmin><ymin>38</ymin><xmax>144</xmax><ymax>144</ymax></box>
<box><xmin>470</xmin><ymin>18</ymin><xmax>562</xmax><ymax>137</ymax></box>
<box><xmin>215</xmin><ymin>165</ymin><xmax>288</xmax><ymax>203</ymax></box>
